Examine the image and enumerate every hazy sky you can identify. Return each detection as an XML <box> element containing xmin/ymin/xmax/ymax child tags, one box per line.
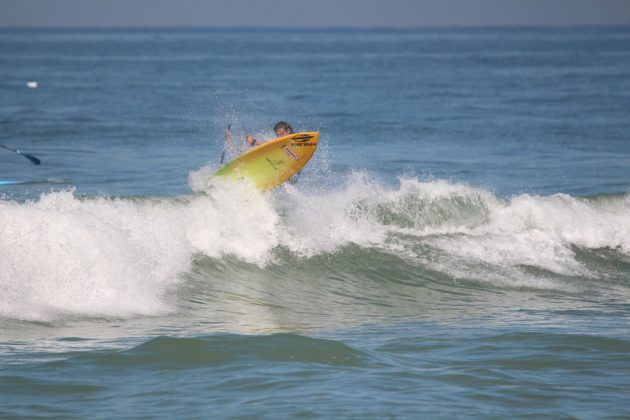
<box><xmin>2</xmin><ymin>0</ymin><xmax>630</xmax><ymax>28</ymax></box>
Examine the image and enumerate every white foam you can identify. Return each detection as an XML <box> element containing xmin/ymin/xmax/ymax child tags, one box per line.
<box><xmin>274</xmin><ymin>172</ymin><xmax>390</xmax><ymax>255</ymax></box>
<box><xmin>0</xmin><ymin>184</ymin><xmax>279</xmax><ymax>322</ymax></box>
<box><xmin>273</xmin><ymin>174</ymin><xmax>630</xmax><ymax>288</ymax></box>
<box><xmin>2</xmin><ymin>173</ymin><xmax>628</xmax><ymax>321</ymax></box>
<box><xmin>1</xmin><ymin>191</ymin><xmax>188</xmax><ymax>321</ymax></box>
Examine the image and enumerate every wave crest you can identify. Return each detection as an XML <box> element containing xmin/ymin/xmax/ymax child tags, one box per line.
<box><xmin>1</xmin><ymin>174</ymin><xmax>629</xmax><ymax>321</ymax></box>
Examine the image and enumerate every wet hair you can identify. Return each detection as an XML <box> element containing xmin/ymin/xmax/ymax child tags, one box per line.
<box><xmin>273</xmin><ymin>121</ymin><xmax>294</xmax><ymax>134</ymax></box>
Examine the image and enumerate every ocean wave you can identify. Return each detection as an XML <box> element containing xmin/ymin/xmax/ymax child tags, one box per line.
<box><xmin>1</xmin><ymin>173</ymin><xmax>629</xmax><ymax>321</ymax></box>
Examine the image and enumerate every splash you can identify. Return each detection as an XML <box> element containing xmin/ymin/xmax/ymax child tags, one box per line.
<box><xmin>0</xmin><ymin>184</ymin><xmax>279</xmax><ymax>322</ymax></box>
<box><xmin>2</xmin><ymin>173</ymin><xmax>629</xmax><ymax>321</ymax></box>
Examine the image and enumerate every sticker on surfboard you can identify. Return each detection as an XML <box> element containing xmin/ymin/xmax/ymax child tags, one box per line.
<box><xmin>282</xmin><ymin>145</ymin><xmax>299</xmax><ymax>161</ymax></box>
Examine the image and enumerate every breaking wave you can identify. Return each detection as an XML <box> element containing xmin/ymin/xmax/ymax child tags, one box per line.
<box><xmin>1</xmin><ymin>172</ymin><xmax>629</xmax><ymax>322</ymax></box>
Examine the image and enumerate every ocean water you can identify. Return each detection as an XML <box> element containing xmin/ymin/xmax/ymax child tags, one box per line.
<box><xmin>1</xmin><ymin>27</ymin><xmax>630</xmax><ymax>418</ymax></box>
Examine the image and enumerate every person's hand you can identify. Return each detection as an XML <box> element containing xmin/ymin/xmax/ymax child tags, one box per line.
<box><xmin>245</xmin><ymin>135</ymin><xmax>254</xmax><ymax>145</ymax></box>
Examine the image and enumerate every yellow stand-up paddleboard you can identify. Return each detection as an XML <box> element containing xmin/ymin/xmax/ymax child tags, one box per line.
<box><xmin>215</xmin><ymin>132</ymin><xmax>319</xmax><ymax>191</ymax></box>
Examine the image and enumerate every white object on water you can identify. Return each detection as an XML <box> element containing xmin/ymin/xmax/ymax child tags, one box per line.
<box><xmin>27</xmin><ymin>81</ymin><xmax>38</xmax><ymax>89</ymax></box>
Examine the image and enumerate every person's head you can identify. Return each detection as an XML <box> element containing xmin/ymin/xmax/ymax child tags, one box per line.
<box><xmin>274</xmin><ymin>121</ymin><xmax>294</xmax><ymax>137</ymax></box>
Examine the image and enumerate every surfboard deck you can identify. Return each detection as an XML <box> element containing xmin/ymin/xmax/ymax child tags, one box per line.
<box><xmin>214</xmin><ymin>131</ymin><xmax>319</xmax><ymax>191</ymax></box>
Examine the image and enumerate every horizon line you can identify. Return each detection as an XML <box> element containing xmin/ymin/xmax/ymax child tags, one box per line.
<box><xmin>2</xmin><ymin>23</ymin><xmax>630</xmax><ymax>30</ymax></box>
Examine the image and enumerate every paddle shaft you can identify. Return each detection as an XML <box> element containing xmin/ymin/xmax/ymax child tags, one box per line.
<box><xmin>220</xmin><ymin>125</ymin><xmax>231</xmax><ymax>165</ymax></box>
<box><xmin>0</xmin><ymin>144</ymin><xmax>41</xmax><ymax>165</ymax></box>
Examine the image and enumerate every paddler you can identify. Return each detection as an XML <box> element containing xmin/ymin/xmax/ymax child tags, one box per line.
<box><xmin>245</xmin><ymin>121</ymin><xmax>300</xmax><ymax>184</ymax></box>
<box><xmin>245</xmin><ymin>121</ymin><xmax>294</xmax><ymax>147</ymax></box>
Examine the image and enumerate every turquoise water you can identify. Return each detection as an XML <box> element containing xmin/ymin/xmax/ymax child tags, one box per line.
<box><xmin>1</xmin><ymin>28</ymin><xmax>630</xmax><ymax>418</ymax></box>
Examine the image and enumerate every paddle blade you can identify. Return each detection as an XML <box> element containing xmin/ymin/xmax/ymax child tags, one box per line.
<box><xmin>23</xmin><ymin>153</ymin><xmax>41</xmax><ymax>165</ymax></box>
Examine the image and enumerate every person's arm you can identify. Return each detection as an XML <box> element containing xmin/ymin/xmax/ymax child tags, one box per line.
<box><xmin>225</xmin><ymin>126</ymin><xmax>233</xmax><ymax>151</ymax></box>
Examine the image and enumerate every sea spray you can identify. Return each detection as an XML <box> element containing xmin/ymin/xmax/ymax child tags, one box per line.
<box><xmin>0</xmin><ymin>184</ymin><xmax>279</xmax><ymax>321</ymax></box>
<box><xmin>0</xmin><ymin>190</ymin><xmax>191</xmax><ymax>321</ymax></box>
<box><xmin>2</xmin><ymin>174</ymin><xmax>629</xmax><ymax>321</ymax></box>
<box><xmin>271</xmin><ymin>174</ymin><xmax>630</xmax><ymax>289</ymax></box>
